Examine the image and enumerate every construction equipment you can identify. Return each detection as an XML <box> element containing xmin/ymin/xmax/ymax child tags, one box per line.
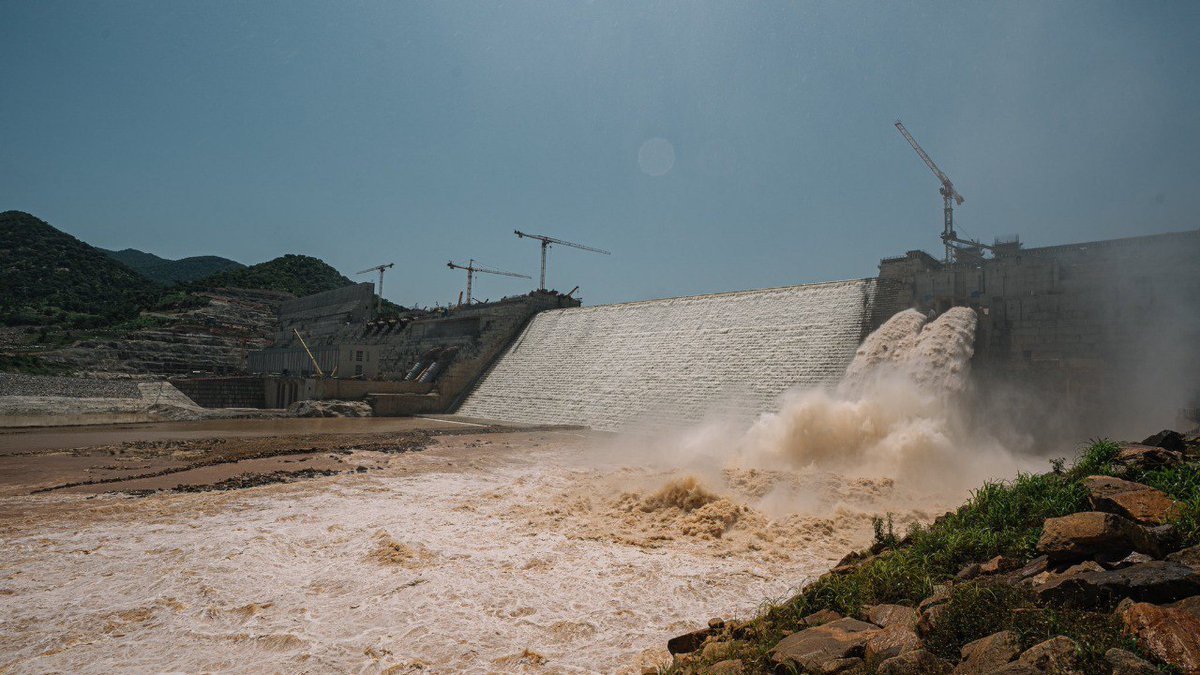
<box><xmin>447</xmin><ymin>259</ymin><xmax>531</xmax><ymax>306</ymax></box>
<box><xmin>292</xmin><ymin>328</ymin><xmax>324</xmax><ymax>378</ymax></box>
<box><xmin>514</xmin><ymin>230</ymin><xmax>610</xmax><ymax>291</ymax></box>
<box><xmin>894</xmin><ymin>121</ymin><xmax>968</xmax><ymax>263</ymax></box>
<box><xmin>356</xmin><ymin>263</ymin><xmax>395</xmax><ymax>318</ymax></box>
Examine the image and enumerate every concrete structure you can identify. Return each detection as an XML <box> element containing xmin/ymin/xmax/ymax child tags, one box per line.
<box><xmin>457</xmin><ymin>279</ymin><xmax>898</xmax><ymax>430</ymax></box>
<box><xmin>879</xmin><ymin>229</ymin><xmax>1200</xmax><ymax>432</ymax></box>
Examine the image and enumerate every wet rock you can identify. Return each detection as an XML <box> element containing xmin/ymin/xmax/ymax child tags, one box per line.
<box><xmin>1036</xmin><ymin>512</ymin><xmax>1163</xmax><ymax>561</ymax></box>
<box><xmin>769</xmin><ymin>618</ymin><xmax>880</xmax><ymax>672</ymax></box>
<box><xmin>953</xmin><ymin>630</ymin><xmax>1021</xmax><ymax>674</ymax></box>
<box><xmin>1105</xmin><ymin>647</ymin><xmax>1158</xmax><ymax>674</ymax></box>
<box><xmin>287</xmin><ymin>399</ymin><xmax>372</xmax><ymax>418</ymax></box>
<box><xmin>980</xmin><ymin>555</ymin><xmax>1021</xmax><ymax>575</ymax></box>
<box><xmin>1142</xmin><ymin>429</ymin><xmax>1186</xmax><ymax>454</ymax></box>
<box><xmin>667</xmin><ymin>627</ymin><xmax>712</xmax><ymax>655</ymax></box>
<box><xmin>1083</xmin><ymin>475</ymin><xmax>1180</xmax><ymax>526</ymax></box>
<box><xmin>1120</xmin><ymin>602</ymin><xmax>1200</xmax><ymax>673</ymax></box>
<box><xmin>877</xmin><ymin>649</ymin><xmax>952</xmax><ymax>675</ymax></box>
<box><xmin>700</xmin><ymin>659</ymin><xmax>744</xmax><ymax>675</ymax></box>
<box><xmin>803</xmin><ymin>609</ymin><xmax>844</xmax><ymax>626</ymax></box>
<box><xmin>864</xmin><ymin>625</ymin><xmax>921</xmax><ymax>670</ymax></box>
<box><xmin>1166</xmin><ymin>544</ymin><xmax>1200</xmax><ymax>572</ymax></box>
<box><xmin>1036</xmin><ymin>560</ymin><xmax>1200</xmax><ymax>607</ymax></box>
<box><xmin>866</xmin><ymin>604</ymin><xmax>917</xmax><ymax>630</ymax></box>
<box><xmin>1115</xmin><ymin>443</ymin><xmax>1184</xmax><ymax>470</ymax></box>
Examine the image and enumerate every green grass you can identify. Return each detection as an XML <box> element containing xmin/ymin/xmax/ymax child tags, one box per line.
<box><xmin>671</xmin><ymin>439</ymin><xmax>1197</xmax><ymax>674</ymax></box>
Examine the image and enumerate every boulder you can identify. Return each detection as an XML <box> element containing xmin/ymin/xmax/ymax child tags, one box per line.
<box><xmin>1016</xmin><ymin>636</ymin><xmax>1080</xmax><ymax>672</ymax></box>
<box><xmin>1166</xmin><ymin>544</ymin><xmax>1200</xmax><ymax>572</ymax></box>
<box><xmin>1104</xmin><ymin>647</ymin><xmax>1158</xmax><ymax>674</ymax></box>
<box><xmin>980</xmin><ymin>555</ymin><xmax>1021</xmax><ymax>575</ymax></box>
<box><xmin>1083</xmin><ymin>475</ymin><xmax>1180</xmax><ymax>526</ymax></box>
<box><xmin>866</xmin><ymin>604</ymin><xmax>918</xmax><ymax>630</ymax></box>
<box><xmin>1036</xmin><ymin>560</ymin><xmax>1200</xmax><ymax>607</ymax></box>
<box><xmin>1170</xmin><ymin>595</ymin><xmax>1200</xmax><ymax>620</ymax></box>
<box><xmin>813</xmin><ymin>657</ymin><xmax>866</xmax><ymax>673</ymax></box>
<box><xmin>1036</xmin><ymin>512</ymin><xmax>1163</xmax><ymax>561</ymax></box>
<box><xmin>803</xmin><ymin>609</ymin><xmax>844</xmax><ymax>626</ymax></box>
<box><xmin>667</xmin><ymin>627</ymin><xmax>712</xmax><ymax>655</ymax></box>
<box><xmin>1097</xmin><ymin>550</ymin><xmax>1155</xmax><ymax>570</ymax></box>
<box><xmin>700</xmin><ymin>658</ymin><xmax>745</xmax><ymax>675</ymax></box>
<box><xmin>864</xmin><ymin>625</ymin><xmax>922</xmax><ymax>670</ymax></box>
<box><xmin>1142</xmin><ymin>429</ymin><xmax>1187</xmax><ymax>454</ymax></box>
<box><xmin>877</xmin><ymin>649</ymin><xmax>952</xmax><ymax>675</ymax></box>
<box><xmin>1115</xmin><ymin>443</ymin><xmax>1184</xmax><ymax>469</ymax></box>
<box><xmin>700</xmin><ymin>639</ymin><xmax>745</xmax><ymax>663</ymax></box>
<box><xmin>915</xmin><ymin>603</ymin><xmax>948</xmax><ymax>637</ymax></box>
<box><xmin>1120</xmin><ymin>602</ymin><xmax>1200</xmax><ymax>673</ymax></box>
<box><xmin>953</xmin><ymin>630</ymin><xmax>1021</xmax><ymax>674</ymax></box>
<box><xmin>1015</xmin><ymin>555</ymin><xmax>1050</xmax><ymax>580</ymax></box>
<box><xmin>769</xmin><ymin>618</ymin><xmax>880</xmax><ymax>672</ymax></box>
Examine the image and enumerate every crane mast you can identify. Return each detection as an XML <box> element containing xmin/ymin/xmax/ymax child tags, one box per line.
<box><xmin>356</xmin><ymin>262</ymin><xmax>395</xmax><ymax>318</ymax></box>
<box><xmin>514</xmin><ymin>230</ymin><xmax>610</xmax><ymax>291</ymax></box>
<box><xmin>446</xmin><ymin>259</ymin><xmax>531</xmax><ymax>306</ymax></box>
<box><xmin>895</xmin><ymin>121</ymin><xmax>965</xmax><ymax>263</ymax></box>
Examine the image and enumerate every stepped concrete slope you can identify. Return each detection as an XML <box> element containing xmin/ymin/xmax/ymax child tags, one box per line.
<box><xmin>458</xmin><ymin>279</ymin><xmax>888</xmax><ymax>430</ymax></box>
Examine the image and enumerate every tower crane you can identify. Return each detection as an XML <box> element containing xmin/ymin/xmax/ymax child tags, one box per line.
<box><xmin>514</xmin><ymin>230</ymin><xmax>610</xmax><ymax>291</ymax></box>
<box><xmin>446</xmin><ymin>259</ymin><xmax>531</xmax><ymax>306</ymax></box>
<box><xmin>894</xmin><ymin>121</ymin><xmax>967</xmax><ymax>263</ymax></box>
<box><xmin>356</xmin><ymin>262</ymin><xmax>394</xmax><ymax>318</ymax></box>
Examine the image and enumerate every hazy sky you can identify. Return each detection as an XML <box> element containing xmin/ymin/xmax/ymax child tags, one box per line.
<box><xmin>3</xmin><ymin>2</ymin><xmax>1198</xmax><ymax>307</ymax></box>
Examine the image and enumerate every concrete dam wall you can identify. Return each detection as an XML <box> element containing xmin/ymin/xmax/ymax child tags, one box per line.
<box><xmin>457</xmin><ymin>279</ymin><xmax>897</xmax><ymax>430</ymax></box>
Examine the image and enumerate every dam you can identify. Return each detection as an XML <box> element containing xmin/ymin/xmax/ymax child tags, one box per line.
<box><xmin>457</xmin><ymin>279</ymin><xmax>901</xmax><ymax>430</ymax></box>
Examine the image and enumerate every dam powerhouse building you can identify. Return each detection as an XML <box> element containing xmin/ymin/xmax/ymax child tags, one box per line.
<box><xmin>174</xmin><ymin>228</ymin><xmax>1200</xmax><ymax>436</ymax></box>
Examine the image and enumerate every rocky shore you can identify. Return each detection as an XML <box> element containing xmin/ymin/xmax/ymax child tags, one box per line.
<box><xmin>663</xmin><ymin>430</ymin><xmax>1200</xmax><ymax>674</ymax></box>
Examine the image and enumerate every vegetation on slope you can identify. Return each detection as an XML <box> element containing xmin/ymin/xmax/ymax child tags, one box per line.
<box><xmin>668</xmin><ymin>439</ymin><xmax>1200</xmax><ymax>673</ymax></box>
<box><xmin>0</xmin><ymin>211</ymin><xmax>159</xmax><ymax>327</ymax></box>
<box><xmin>102</xmin><ymin>248</ymin><xmax>244</xmax><ymax>285</ymax></box>
<box><xmin>190</xmin><ymin>254</ymin><xmax>353</xmax><ymax>297</ymax></box>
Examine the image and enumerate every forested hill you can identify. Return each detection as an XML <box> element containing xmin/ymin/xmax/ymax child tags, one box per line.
<box><xmin>191</xmin><ymin>254</ymin><xmax>353</xmax><ymax>297</ymax></box>
<box><xmin>103</xmin><ymin>248</ymin><xmax>244</xmax><ymax>285</ymax></box>
<box><xmin>0</xmin><ymin>211</ymin><xmax>157</xmax><ymax>326</ymax></box>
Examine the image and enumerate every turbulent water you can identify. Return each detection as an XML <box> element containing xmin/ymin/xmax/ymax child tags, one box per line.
<box><xmin>0</xmin><ymin>307</ymin><xmax>1036</xmax><ymax>673</ymax></box>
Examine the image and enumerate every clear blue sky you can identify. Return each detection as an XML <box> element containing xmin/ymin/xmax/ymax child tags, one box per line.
<box><xmin>3</xmin><ymin>1</ymin><xmax>1197</xmax><ymax>307</ymax></box>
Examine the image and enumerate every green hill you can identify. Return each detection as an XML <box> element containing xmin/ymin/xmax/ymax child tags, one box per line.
<box><xmin>193</xmin><ymin>254</ymin><xmax>352</xmax><ymax>297</ymax></box>
<box><xmin>103</xmin><ymin>248</ymin><xmax>244</xmax><ymax>285</ymax></box>
<box><xmin>0</xmin><ymin>211</ymin><xmax>158</xmax><ymax>326</ymax></box>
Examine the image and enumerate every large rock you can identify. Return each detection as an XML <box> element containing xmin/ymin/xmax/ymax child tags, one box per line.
<box><xmin>1142</xmin><ymin>429</ymin><xmax>1187</xmax><ymax>454</ymax></box>
<box><xmin>1115</xmin><ymin>443</ymin><xmax>1184</xmax><ymax>469</ymax></box>
<box><xmin>866</xmin><ymin>604</ymin><xmax>917</xmax><ymax>630</ymax></box>
<box><xmin>877</xmin><ymin>649</ymin><xmax>952</xmax><ymax>674</ymax></box>
<box><xmin>1036</xmin><ymin>560</ymin><xmax>1200</xmax><ymax>607</ymax></box>
<box><xmin>667</xmin><ymin>627</ymin><xmax>712</xmax><ymax>655</ymax></box>
<box><xmin>1167</xmin><ymin>544</ymin><xmax>1200</xmax><ymax>572</ymax></box>
<box><xmin>1016</xmin><ymin>636</ymin><xmax>1080</xmax><ymax>672</ymax></box>
<box><xmin>1083</xmin><ymin>475</ymin><xmax>1180</xmax><ymax>526</ymax></box>
<box><xmin>769</xmin><ymin>617</ymin><xmax>880</xmax><ymax>672</ymax></box>
<box><xmin>1036</xmin><ymin>512</ymin><xmax>1163</xmax><ymax>561</ymax></box>
<box><xmin>953</xmin><ymin>630</ymin><xmax>1021</xmax><ymax>674</ymax></box>
<box><xmin>1120</xmin><ymin>602</ymin><xmax>1200</xmax><ymax>673</ymax></box>
<box><xmin>700</xmin><ymin>659</ymin><xmax>745</xmax><ymax>675</ymax></box>
<box><xmin>864</xmin><ymin>625</ymin><xmax>922</xmax><ymax>670</ymax></box>
<box><xmin>1105</xmin><ymin>647</ymin><xmax>1158</xmax><ymax>674</ymax></box>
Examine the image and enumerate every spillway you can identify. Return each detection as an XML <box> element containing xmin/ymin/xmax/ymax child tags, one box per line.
<box><xmin>457</xmin><ymin>279</ymin><xmax>891</xmax><ymax>430</ymax></box>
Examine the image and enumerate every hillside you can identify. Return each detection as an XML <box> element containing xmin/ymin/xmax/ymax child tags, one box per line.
<box><xmin>0</xmin><ymin>211</ymin><xmax>158</xmax><ymax>327</ymax></box>
<box><xmin>192</xmin><ymin>254</ymin><xmax>352</xmax><ymax>297</ymax></box>
<box><xmin>103</xmin><ymin>248</ymin><xmax>244</xmax><ymax>285</ymax></box>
